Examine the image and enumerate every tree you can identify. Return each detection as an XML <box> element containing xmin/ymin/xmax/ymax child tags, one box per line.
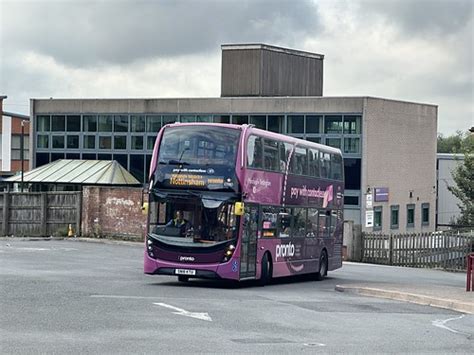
<box><xmin>447</xmin><ymin>135</ymin><xmax>474</xmax><ymax>227</ymax></box>
<box><xmin>437</xmin><ymin>130</ymin><xmax>465</xmax><ymax>153</ymax></box>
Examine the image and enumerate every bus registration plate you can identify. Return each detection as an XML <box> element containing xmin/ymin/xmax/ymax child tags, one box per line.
<box><xmin>175</xmin><ymin>269</ymin><xmax>196</xmax><ymax>276</ymax></box>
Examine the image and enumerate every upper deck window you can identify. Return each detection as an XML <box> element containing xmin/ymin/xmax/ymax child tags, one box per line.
<box><xmin>158</xmin><ymin>126</ymin><xmax>240</xmax><ymax>167</ymax></box>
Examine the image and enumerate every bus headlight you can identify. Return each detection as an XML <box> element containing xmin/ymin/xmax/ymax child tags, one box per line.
<box><xmin>222</xmin><ymin>244</ymin><xmax>235</xmax><ymax>262</ymax></box>
<box><xmin>147</xmin><ymin>237</ymin><xmax>154</xmax><ymax>258</ymax></box>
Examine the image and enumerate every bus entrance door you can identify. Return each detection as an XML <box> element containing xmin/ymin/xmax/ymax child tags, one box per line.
<box><xmin>240</xmin><ymin>204</ymin><xmax>259</xmax><ymax>279</ymax></box>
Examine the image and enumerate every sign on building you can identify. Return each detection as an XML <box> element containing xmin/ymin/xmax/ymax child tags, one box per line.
<box><xmin>374</xmin><ymin>187</ymin><xmax>389</xmax><ymax>202</ymax></box>
<box><xmin>365</xmin><ymin>210</ymin><xmax>374</xmax><ymax>227</ymax></box>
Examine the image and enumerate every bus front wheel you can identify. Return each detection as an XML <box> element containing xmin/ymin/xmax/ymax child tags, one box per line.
<box><xmin>315</xmin><ymin>250</ymin><xmax>328</xmax><ymax>281</ymax></box>
<box><xmin>258</xmin><ymin>253</ymin><xmax>272</xmax><ymax>286</ymax></box>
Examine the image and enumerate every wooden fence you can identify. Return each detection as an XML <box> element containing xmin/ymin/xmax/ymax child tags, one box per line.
<box><xmin>362</xmin><ymin>230</ymin><xmax>474</xmax><ymax>271</ymax></box>
<box><xmin>0</xmin><ymin>192</ymin><xmax>81</xmax><ymax>237</ymax></box>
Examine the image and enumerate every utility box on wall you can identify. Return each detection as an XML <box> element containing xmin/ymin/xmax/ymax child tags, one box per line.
<box><xmin>221</xmin><ymin>44</ymin><xmax>324</xmax><ymax>97</ymax></box>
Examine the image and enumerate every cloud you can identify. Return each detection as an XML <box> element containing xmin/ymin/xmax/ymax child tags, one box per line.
<box><xmin>1</xmin><ymin>0</ymin><xmax>320</xmax><ymax>67</ymax></box>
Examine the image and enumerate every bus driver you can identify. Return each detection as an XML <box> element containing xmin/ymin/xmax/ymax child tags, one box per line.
<box><xmin>166</xmin><ymin>211</ymin><xmax>193</xmax><ymax>237</ymax></box>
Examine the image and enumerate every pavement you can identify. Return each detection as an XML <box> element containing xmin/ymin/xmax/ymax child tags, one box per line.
<box><xmin>2</xmin><ymin>236</ymin><xmax>473</xmax><ymax>315</ymax></box>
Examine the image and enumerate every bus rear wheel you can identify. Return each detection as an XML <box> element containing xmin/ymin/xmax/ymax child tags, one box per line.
<box><xmin>258</xmin><ymin>253</ymin><xmax>272</xmax><ymax>286</ymax></box>
<box><xmin>315</xmin><ymin>250</ymin><xmax>328</xmax><ymax>281</ymax></box>
<box><xmin>178</xmin><ymin>275</ymin><xmax>189</xmax><ymax>282</ymax></box>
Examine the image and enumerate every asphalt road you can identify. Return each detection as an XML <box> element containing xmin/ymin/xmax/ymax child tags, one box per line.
<box><xmin>0</xmin><ymin>239</ymin><xmax>472</xmax><ymax>354</ymax></box>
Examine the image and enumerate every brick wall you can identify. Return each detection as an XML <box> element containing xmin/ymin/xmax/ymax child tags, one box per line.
<box><xmin>81</xmin><ymin>186</ymin><xmax>147</xmax><ymax>240</ymax></box>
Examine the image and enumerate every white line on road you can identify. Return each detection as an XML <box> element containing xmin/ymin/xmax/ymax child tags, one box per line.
<box><xmin>154</xmin><ymin>302</ymin><xmax>212</xmax><ymax>322</ymax></box>
<box><xmin>432</xmin><ymin>315</ymin><xmax>467</xmax><ymax>335</ymax></box>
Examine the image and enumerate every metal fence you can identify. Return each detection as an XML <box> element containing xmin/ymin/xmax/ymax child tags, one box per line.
<box><xmin>0</xmin><ymin>192</ymin><xmax>81</xmax><ymax>237</ymax></box>
<box><xmin>362</xmin><ymin>230</ymin><xmax>474</xmax><ymax>271</ymax></box>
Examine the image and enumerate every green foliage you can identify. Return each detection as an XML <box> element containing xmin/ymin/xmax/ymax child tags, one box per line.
<box><xmin>437</xmin><ymin>130</ymin><xmax>473</xmax><ymax>153</ymax></box>
<box><xmin>447</xmin><ymin>135</ymin><xmax>474</xmax><ymax>226</ymax></box>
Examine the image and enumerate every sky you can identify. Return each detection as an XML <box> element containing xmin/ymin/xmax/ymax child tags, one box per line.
<box><xmin>0</xmin><ymin>0</ymin><xmax>472</xmax><ymax>135</ymax></box>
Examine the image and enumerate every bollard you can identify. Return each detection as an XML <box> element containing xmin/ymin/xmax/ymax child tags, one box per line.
<box><xmin>68</xmin><ymin>224</ymin><xmax>74</xmax><ymax>237</ymax></box>
<box><xmin>467</xmin><ymin>253</ymin><xmax>474</xmax><ymax>292</ymax></box>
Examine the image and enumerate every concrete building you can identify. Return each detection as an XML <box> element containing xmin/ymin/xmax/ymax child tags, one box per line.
<box><xmin>436</xmin><ymin>153</ymin><xmax>464</xmax><ymax>227</ymax></box>
<box><xmin>28</xmin><ymin>44</ymin><xmax>437</xmax><ymax>233</ymax></box>
<box><xmin>1</xmin><ymin>96</ymin><xmax>30</xmax><ymax>177</ymax></box>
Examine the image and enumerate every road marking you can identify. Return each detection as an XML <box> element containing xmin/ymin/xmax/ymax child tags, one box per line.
<box><xmin>153</xmin><ymin>302</ymin><xmax>212</xmax><ymax>322</ymax></box>
<box><xmin>432</xmin><ymin>315</ymin><xmax>466</xmax><ymax>334</ymax></box>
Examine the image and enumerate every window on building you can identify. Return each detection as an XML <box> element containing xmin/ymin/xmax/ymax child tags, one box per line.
<box><xmin>267</xmin><ymin>115</ymin><xmax>284</xmax><ymax>133</ymax></box>
<box><xmin>84</xmin><ymin>135</ymin><xmax>96</xmax><ymax>149</ymax></box>
<box><xmin>37</xmin><ymin>135</ymin><xmax>49</xmax><ymax>149</ymax></box>
<box><xmin>306</xmin><ymin>137</ymin><xmax>321</xmax><ymax>144</ymax></box>
<box><xmin>82</xmin><ymin>153</ymin><xmax>97</xmax><ymax>160</ymax></box>
<box><xmin>52</xmin><ymin>136</ymin><xmax>65</xmax><ymax>149</ymax></box>
<box><xmin>250</xmin><ymin>115</ymin><xmax>266</xmax><ymax>130</ymax></box>
<box><xmin>98</xmin><ymin>115</ymin><xmax>112</xmax><ymax>132</ymax></box>
<box><xmin>422</xmin><ymin>203</ymin><xmax>430</xmax><ymax>226</ymax></box>
<box><xmin>36</xmin><ymin>153</ymin><xmax>50</xmax><ymax>167</ymax></box>
<box><xmin>51</xmin><ymin>115</ymin><xmax>66</xmax><ymax>131</ymax></box>
<box><xmin>129</xmin><ymin>154</ymin><xmax>145</xmax><ymax>183</ymax></box>
<box><xmin>114</xmin><ymin>136</ymin><xmax>127</xmax><ymax>150</ymax></box>
<box><xmin>232</xmin><ymin>115</ymin><xmax>248</xmax><ymax>125</ymax></box>
<box><xmin>131</xmin><ymin>136</ymin><xmax>144</xmax><ymax>150</ymax></box>
<box><xmin>324</xmin><ymin>115</ymin><xmax>343</xmax><ymax>134</ymax></box>
<box><xmin>11</xmin><ymin>135</ymin><xmax>29</xmax><ymax>160</ymax></box>
<box><xmin>37</xmin><ymin>115</ymin><xmax>50</xmax><ymax>132</ymax></box>
<box><xmin>66</xmin><ymin>136</ymin><xmax>79</xmax><ymax>149</ymax></box>
<box><xmin>287</xmin><ymin>115</ymin><xmax>304</xmax><ymax>134</ymax></box>
<box><xmin>391</xmin><ymin>205</ymin><xmax>399</xmax><ymax>229</ymax></box>
<box><xmin>263</xmin><ymin>139</ymin><xmax>279</xmax><ymax>171</ymax></box>
<box><xmin>407</xmin><ymin>204</ymin><xmax>415</xmax><ymax>228</ymax></box>
<box><xmin>306</xmin><ymin>115</ymin><xmax>321</xmax><ymax>133</ymax></box>
<box><xmin>344</xmin><ymin>137</ymin><xmax>361</xmax><ymax>154</ymax></box>
<box><xmin>325</xmin><ymin>137</ymin><xmax>341</xmax><ymax>149</ymax></box>
<box><xmin>162</xmin><ymin>115</ymin><xmax>177</xmax><ymax>126</ymax></box>
<box><xmin>196</xmin><ymin>115</ymin><xmax>212</xmax><ymax>123</ymax></box>
<box><xmin>83</xmin><ymin>115</ymin><xmax>97</xmax><ymax>132</ymax></box>
<box><xmin>344</xmin><ymin>196</ymin><xmax>359</xmax><ymax>206</ymax></box>
<box><xmin>99</xmin><ymin>136</ymin><xmax>112</xmax><ymax>149</ymax></box>
<box><xmin>213</xmin><ymin>115</ymin><xmax>230</xmax><ymax>124</ymax></box>
<box><xmin>66</xmin><ymin>153</ymin><xmax>80</xmax><ymax>160</ymax></box>
<box><xmin>113</xmin><ymin>154</ymin><xmax>128</xmax><ymax>170</ymax></box>
<box><xmin>146</xmin><ymin>115</ymin><xmax>162</xmax><ymax>132</ymax></box>
<box><xmin>374</xmin><ymin>206</ymin><xmax>382</xmax><ymax>231</ymax></box>
<box><xmin>114</xmin><ymin>115</ymin><xmax>128</xmax><ymax>132</ymax></box>
<box><xmin>147</xmin><ymin>136</ymin><xmax>157</xmax><ymax>150</ymax></box>
<box><xmin>180</xmin><ymin>115</ymin><xmax>196</xmax><ymax>123</ymax></box>
<box><xmin>66</xmin><ymin>115</ymin><xmax>81</xmax><ymax>132</ymax></box>
<box><xmin>98</xmin><ymin>154</ymin><xmax>112</xmax><ymax>160</ymax></box>
<box><xmin>131</xmin><ymin>115</ymin><xmax>145</xmax><ymax>132</ymax></box>
<box><xmin>343</xmin><ymin>115</ymin><xmax>361</xmax><ymax>134</ymax></box>
<box><xmin>344</xmin><ymin>159</ymin><xmax>361</xmax><ymax>190</ymax></box>
<box><xmin>51</xmin><ymin>153</ymin><xmax>64</xmax><ymax>162</ymax></box>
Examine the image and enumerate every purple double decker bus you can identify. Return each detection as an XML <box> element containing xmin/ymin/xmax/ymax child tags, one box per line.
<box><xmin>144</xmin><ymin>123</ymin><xmax>344</xmax><ymax>284</ymax></box>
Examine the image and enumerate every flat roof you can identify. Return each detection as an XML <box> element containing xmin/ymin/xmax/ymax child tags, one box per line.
<box><xmin>221</xmin><ymin>43</ymin><xmax>324</xmax><ymax>60</ymax></box>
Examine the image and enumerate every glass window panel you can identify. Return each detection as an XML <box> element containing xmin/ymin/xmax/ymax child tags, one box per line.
<box><xmin>82</xmin><ymin>153</ymin><xmax>97</xmax><ymax>160</ymax></box>
<box><xmin>145</xmin><ymin>154</ymin><xmax>152</xmax><ymax>179</ymax></box>
<box><xmin>180</xmin><ymin>115</ymin><xmax>196</xmax><ymax>123</ymax></box>
<box><xmin>307</xmin><ymin>209</ymin><xmax>318</xmax><ymax>237</ymax></box>
<box><xmin>278</xmin><ymin>208</ymin><xmax>292</xmax><ymax>238</ymax></box>
<box><xmin>131</xmin><ymin>115</ymin><xmax>145</xmax><ymax>132</ymax></box>
<box><xmin>37</xmin><ymin>115</ymin><xmax>51</xmax><ymax>132</ymax></box>
<box><xmin>113</xmin><ymin>154</ymin><xmax>128</xmax><ymax>170</ymax></box>
<box><xmin>320</xmin><ymin>152</ymin><xmax>331</xmax><ymax>179</ymax></box>
<box><xmin>52</xmin><ymin>136</ymin><xmax>64</xmax><ymax>149</ymax></box>
<box><xmin>247</xmin><ymin>135</ymin><xmax>263</xmax><ymax>169</ymax></box>
<box><xmin>130</xmin><ymin>154</ymin><xmax>145</xmax><ymax>183</ymax></box>
<box><xmin>114</xmin><ymin>115</ymin><xmax>128</xmax><ymax>132</ymax></box>
<box><xmin>162</xmin><ymin>115</ymin><xmax>177</xmax><ymax>126</ymax></box>
<box><xmin>325</xmin><ymin>137</ymin><xmax>341</xmax><ymax>149</ymax></box>
<box><xmin>51</xmin><ymin>153</ymin><xmax>64</xmax><ymax>162</ymax></box>
<box><xmin>83</xmin><ymin>115</ymin><xmax>97</xmax><ymax>132</ymax></box>
<box><xmin>98</xmin><ymin>115</ymin><xmax>112</xmax><ymax>132</ymax></box>
<box><xmin>262</xmin><ymin>206</ymin><xmax>278</xmax><ymax>238</ymax></box>
<box><xmin>98</xmin><ymin>154</ymin><xmax>112</xmax><ymax>160</ymax></box>
<box><xmin>66</xmin><ymin>135</ymin><xmax>79</xmax><ymax>149</ymax></box>
<box><xmin>145</xmin><ymin>115</ymin><xmax>161</xmax><ymax>132</ymax></box>
<box><xmin>147</xmin><ymin>136</ymin><xmax>157</xmax><ymax>150</ymax></box>
<box><xmin>268</xmin><ymin>115</ymin><xmax>283</xmax><ymax>133</ymax></box>
<box><xmin>84</xmin><ymin>135</ymin><xmax>96</xmax><ymax>149</ymax></box>
<box><xmin>422</xmin><ymin>203</ymin><xmax>429</xmax><ymax>225</ymax></box>
<box><xmin>99</xmin><ymin>136</ymin><xmax>112</xmax><ymax>149</ymax></box>
<box><xmin>36</xmin><ymin>153</ymin><xmax>50</xmax><ymax>167</ymax></box>
<box><xmin>263</xmin><ymin>139</ymin><xmax>279</xmax><ymax>171</ymax></box>
<box><xmin>51</xmin><ymin>115</ymin><xmax>65</xmax><ymax>131</ymax></box>
<box><xmin>344</xmin><ymin>115</ymin><xmax>361</xmax><ymax>134</ymax></box>
<box><xmin>279</xmin><ymin>142</ymin><xmax>293</xmax><ymax>173</ymax></box>
<box><xmin>37</xmin><ymin>135</ymin><xmax>49</xmax><ymax>149</ymax></box>
<box><xmin>291</xmin><ymin>146</ymin><xmax>308</xmax><ymax>175</ymax></box>
<box><xmin>66</xmin><ymin>153</ymin><xmax>80</xmax><ymax>159</ymax></box>
<box><xmin>213</xmin><ymin>115</ymin><xmax>230</xmax><ymax>124</ymax></box>
<box><xmin>344</xmin><ymin>158</ymin><xmax>361</xmax><ymax>190</ymax></box>
<box><xmin>344</xmin><ymin>196</ymin><xmax>359</xmax><ymax>206</ymax></box>
<box><xmin>391</xmin><ymin>205</ymin><xmax>399</xmax><ymax>229</ymax></box>
<box><xmin>308</xmin><ymin>148</ymin><xmax>320</xmax><ymax>177</ymax></box>
<box><xmin>293</xmin><ymin>208</ymin><xmax>306</xmax><ymax>238</ymax></box>
<box><xmin>131</xmin><ymin>136</ymin><xmax>144</xmax><ymax>150</ymax></box>
<box><xmin>114</xmin><ymin>136</ymin><xmax>127</xmax><ymax>150</ymax></box>
<box><xmin>374</xmin><ymin>207</ymin><xmax>382</xmax><ymax>230</ymax></box>
<box><xmin>196</xmin><ymin>115</ymin><xmax>212</xmax><ymax>122</ymax></box>
<box><xmin>250</xmin><ymin>115</ymin><xmax>266</xmax><ymax>130</ymax></box>
<box><xmin>306</xmin><ymin>137</ymin><xmax>321</xmax><ymax>144</ymax></box>
<box><xmin>287</xmin><ymin>115</ymin><xmax>304</xmax><ymax>134</ymax></box>
<box><xmin>407</xmin><ymin>205</ymin><xmax>415</xmax><ymax>227</ymax></box>
<box><xmin>344</xmin><ymin>137</ymin><xmax>360</xmax><ymax>154</ymax></box>
<box><xmin>319</xmin><ymin>211</ymin><xmax>329</xmax><ymax>238</ymax></box>
<box><xmin>324</xmin><ymin>115</ymin><xmax>343</xmax><ymax>134</ymax></box>
<box><xmin>306</xmin><ymin>115</ymin><xmax>321</xmax><ymax>133</ymax></box>
<box><xmin>232</xmin><ymin>115</ymin><xmax>248</xmax><ymax>125</ymax></box>
<box><xmin>66</xmin><ymin>115</ymin><xmax>81</xmax><ymax>132</ymax></box>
